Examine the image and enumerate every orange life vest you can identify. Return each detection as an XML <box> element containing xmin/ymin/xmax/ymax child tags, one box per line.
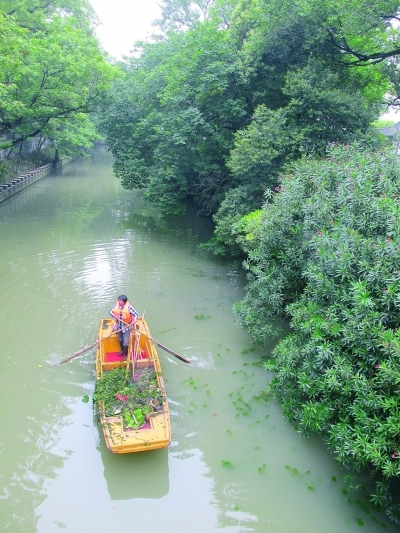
<box><xmin>111</xmin><ymin>301</ymin><xmax>134</xmax><ymax>325</ymax></box>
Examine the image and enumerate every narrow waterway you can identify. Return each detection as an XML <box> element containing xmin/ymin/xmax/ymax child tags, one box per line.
<box><xmin>0</xmin><ymin>148</ymin><xmax>395</xmax><ymax>533</ymax></box>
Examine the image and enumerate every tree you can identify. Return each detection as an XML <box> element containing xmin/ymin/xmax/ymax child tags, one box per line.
<box><xmin>101</xmin><ymin>20</ymin><xmax>249</xmax><ymax>215</ymax></box>
<box><xmin>155</xmin><ymin>0</ymin><xmax>217</xmax><ymax>31</ymax></box>
<box><xmin>232</xmin><ymin>0</ymin><xmax>400</xmax><ymax>66</ymax></box>
<box><xmin>102</xmin><ymin>0</ymin><xmax>396</xmax><ymax>223</ymax></box>
<box><xmin>0</xmin><ymin>0</ymin><xmax>116</xmax><ymax>154</ymax></box>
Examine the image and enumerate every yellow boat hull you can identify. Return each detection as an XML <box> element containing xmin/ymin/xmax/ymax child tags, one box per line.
<box><xmin>95</xmin><ymin>317</ymin><xmax>171</xmax><ymax>454</ymax></box>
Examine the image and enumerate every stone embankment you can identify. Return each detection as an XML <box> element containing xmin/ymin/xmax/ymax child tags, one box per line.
<box><xmin>0</xmin><ymin>157</ymin><xmax>69</xmax><ymax>204</ymax></box>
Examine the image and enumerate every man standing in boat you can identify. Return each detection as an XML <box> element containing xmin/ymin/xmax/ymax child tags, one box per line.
<box><xmin>109</xmin><ymin>295</ymin><xmax>139</xmax><ymax>358</ymax></box>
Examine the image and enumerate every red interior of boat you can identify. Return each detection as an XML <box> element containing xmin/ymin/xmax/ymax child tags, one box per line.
<box><xmin>104</xmin><ymin>351</ymin><xmax>125</xmax><ymax>362</ymax></box>
<box><xmin>104</xmin><ymin>349</ymin><xmax>149</xmax><ymax>363</ymax></box>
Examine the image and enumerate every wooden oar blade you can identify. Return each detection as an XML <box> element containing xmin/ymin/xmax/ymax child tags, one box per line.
<box><xmin>153</xmin><ymin>340</ymin><xmax>192</xmax><ymax>364</ymax></box>
<box><xmin>55</xmin><ymin>341</ymin><xmax>98</xmax><ymax>365</ymax></box>
<box><xmin>51</xmin><ymin>325</ymin><xmax>123</xmax><ymax>366</ymax></box>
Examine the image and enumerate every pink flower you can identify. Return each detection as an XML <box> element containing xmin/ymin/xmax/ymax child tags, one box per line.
<box><xmin>274</xmin><ymin>186</ymin><xmax>280</xmax><ymax>191</ymax></box>
<box><xmin>115</xmin><ymin>393</ymin><xmax>128</xmax><ymax>402</ymax></box>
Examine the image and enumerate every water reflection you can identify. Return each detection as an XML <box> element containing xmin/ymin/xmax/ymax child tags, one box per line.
<box><xmin>98</xmin><ymin>439</ymin><xmax>169</xmax><ymax>500</ymax></box>
<box><xmin>55</xmin><ymin>193</ymin><xmax>100</xmax><ymax>232</ymax></box>
<box><xmin>123</xmin><ymin>199</ymin><xmax>215</xmax><ymax>251</ymax></box>
<box><xmin>0</xmin><ymin>393</ymin><xmax>74</xmax><ymax>532</ymax></box>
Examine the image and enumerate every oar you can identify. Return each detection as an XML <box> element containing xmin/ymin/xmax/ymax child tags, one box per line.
<box><xmin>52</xmin><ymin>325</ymin><xmax>126</xmax><ymax>365</ymax></box>
<box><xmin>142</xmin><ymin>332</ymin><xmax>192</xmax><ymax>364</ymax></box>
<box><xmin>119</xmin><ymin>317</ymin><xmax>192</xmax><ymax>364</ymax></box>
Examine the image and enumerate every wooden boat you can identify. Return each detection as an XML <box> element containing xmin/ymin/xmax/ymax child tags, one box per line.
<box><xmin>95</xmin><ymin>316</ymin><xmax>171</xmax><ymax>454</ymax></box>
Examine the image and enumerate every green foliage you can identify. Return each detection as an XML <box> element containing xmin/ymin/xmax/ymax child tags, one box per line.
<box><xmin>155</xmin><ymin>0</ymin><xmax>218</xmax><ymax>31</ymax></box>
<box><xmin>101</xmin><ymin>0</ymin><xmax>399</xmax><ymax>224</ymax></box>
<box><xmin>0</xmin><ymin>0</ymin><xmax>116</xmax><ymax>156</ymax></box>
<box><xmin>228</xmin><ymin>107</ymin><xmax>293</xmax><ymax>187</ymax></box>
<box><xmin>240</xmin><ymin>141</ymin><xmax>400</xmax><ymax>522</ymax></box>
<box><xmin>101</xmin><ymin>21</ymin><xmax>248</xmax><ymax>215</ymax></box>
<box><xmin>282</xmin><ymin>59</ymin><xmax>374</xmax><ymax>151</ymax></box>
<box><xmin>233</xmin><ymin>180</ymin><xmax>311</xmax><ymax>342</ymax></box>
<box><xmin>227</xmin><ymin>58</ymin><xmax>376</xmax><ymax>187</ymax></box>
<box><xmin>94</xmin><ymin>367</ymin><xmax>164</xmax><ymax>430</ymax></box>
<box><xmin>204</xmin><ymin>185</ymin><xmax>262</xmax><ymax>256</ymax></box>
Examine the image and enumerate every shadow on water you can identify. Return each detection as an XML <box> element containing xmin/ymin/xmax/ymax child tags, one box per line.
<box><xmin>98</xmin><ymin>437</ymin><xmax>169</xmax><ymax>501</ymax></box>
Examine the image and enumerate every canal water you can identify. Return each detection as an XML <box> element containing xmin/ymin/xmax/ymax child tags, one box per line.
<box><xmin>0</xmin><ymin>148</ymin><xmax>395</xmax><ymax>533</ymax></box>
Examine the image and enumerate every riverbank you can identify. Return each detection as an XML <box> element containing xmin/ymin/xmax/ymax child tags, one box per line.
<box><xmin>0</xmin><ymin>157</ymin><xmax>70</xmax><ymax>205</ymax></box>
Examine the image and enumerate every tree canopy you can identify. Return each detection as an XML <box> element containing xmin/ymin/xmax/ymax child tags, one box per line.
<box><xmin>101</xmin><ymin>19</ymin><xmax>249</xmax><ymax>215</ymax></box>
<box><xmin>0</xmin><ymin>0</ymin><xmax>116</xmax><ymax>154</ymax></box>
<box><xmin>101</xmin><ymin>0</ymin><xmax>399</xmax><ymax>218</ymax></box>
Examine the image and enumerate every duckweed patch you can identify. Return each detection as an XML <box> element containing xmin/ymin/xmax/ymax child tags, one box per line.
<box><xmin>194</xmin><ymin>314</ymin><xmax>211</xmax><ymax>320</ymax></box>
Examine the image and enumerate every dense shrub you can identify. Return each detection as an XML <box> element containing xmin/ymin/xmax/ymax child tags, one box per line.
<box><xmin>237</xmin><ymin>140</ymin><xmax>400</xmax><ymax>520</ymax></box>
<box><xmin>203</xmin><ymin>185</ymin><xmax>263</xmax><ymax>256</ymax></box>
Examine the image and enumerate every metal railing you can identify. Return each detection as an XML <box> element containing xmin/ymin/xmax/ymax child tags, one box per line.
<box><xmin>0</xmin><ymin>158</ymin><xmax>69</xmax><ymax>204</ymax></box>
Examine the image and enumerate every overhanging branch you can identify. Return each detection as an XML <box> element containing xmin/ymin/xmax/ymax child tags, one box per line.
<box><xmin>328</xmin><ymin>29</ymin><xmax>400</xmax><ymax>65</ymax></box>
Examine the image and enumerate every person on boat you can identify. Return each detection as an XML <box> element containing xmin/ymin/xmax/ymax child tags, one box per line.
<box><xmin>109</xmin><ymin>295</ymin><xmax>139</xmax><ymax>358</ymax></box>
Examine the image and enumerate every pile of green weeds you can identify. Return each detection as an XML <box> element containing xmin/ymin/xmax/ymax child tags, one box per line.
<box><xmin>94</xmin><ymin>367</ymin><xmax>164</xmax><ymax>429</ymax></box>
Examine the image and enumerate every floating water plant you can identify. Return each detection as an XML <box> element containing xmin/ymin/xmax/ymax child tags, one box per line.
<box><xmin>158</xmin><ymin>327</ymin><xmax>177</xmax><ymax>334</ymax></box>
<box><xmin>194</xmin><ymin>314</ymin><xmax>211</xmax><ymax>320</ymax></box>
